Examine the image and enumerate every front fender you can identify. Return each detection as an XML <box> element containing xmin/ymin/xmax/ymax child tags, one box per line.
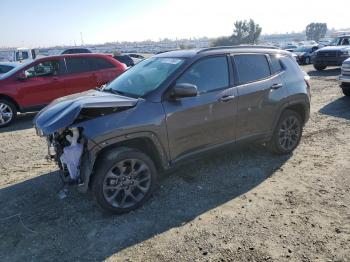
<box><xmin>78</xmin><ymin>131</ymin><xmax>169</xmax><ymax>193</ymax></box>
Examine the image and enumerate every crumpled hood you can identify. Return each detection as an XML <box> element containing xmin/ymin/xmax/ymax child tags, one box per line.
<box><xmin>318</xmin><ymin>46</ymin><xmax>350</xmax><ymax>52</ymax></box>
<box><xmin>34</xmin><ymin>90</ymin><xmax>138</xmax><ymax>135</ymax></box>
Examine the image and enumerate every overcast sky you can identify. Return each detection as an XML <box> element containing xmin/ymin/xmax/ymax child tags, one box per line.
<box><xmin>1</xmin><ymin>0</ymin><xmax>349</xmax><ymax>47</ymax></box>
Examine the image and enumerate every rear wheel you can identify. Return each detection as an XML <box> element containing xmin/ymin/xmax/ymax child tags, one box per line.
<box><xmin>0</xmin><ymin>99</ymin><xmax>17</xmax><ymax>128</ymax></box>
<box><xmin>92</xmin><ymin>147</ymin><xmax>158</xmax><ymax>214</ymax></box>
<box><xmin>314</xmin><ymin>65</ymin><xmax>326</xmax><ymax>71</ymax></box>
<box><xmin>268</xmin><ymin>110</ymin><xmax>303</xmax><ymax>155</ymax></box>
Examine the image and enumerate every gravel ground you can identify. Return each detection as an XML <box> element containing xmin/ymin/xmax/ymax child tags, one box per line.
<box><xmin>0</xmin><ymin>65</ymin><xmax>349</xmax><ymax>261</ymax></box>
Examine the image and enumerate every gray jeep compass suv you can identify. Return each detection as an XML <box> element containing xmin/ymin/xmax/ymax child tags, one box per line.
<box><xmin>34</xmin><ymin>46</ymin><xmax>311</xmax><ymax>213</ymax></box>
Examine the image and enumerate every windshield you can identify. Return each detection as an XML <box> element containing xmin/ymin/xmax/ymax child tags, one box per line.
<box><xmin>295</xmin><ymin>47</ymin><xmax>312</xmax><ymax>52</ymax></box>
<box><xmin>104</xmin><ymin>57</ymin><xmax>185</xmax><ymax>97</ymax></box>
<box><xmin>330</xmin><ymin>38</ymin><xmax>338</xmax><ymax>46</ymax></box>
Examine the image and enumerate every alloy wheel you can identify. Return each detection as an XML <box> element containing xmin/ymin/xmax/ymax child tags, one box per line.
<box><xmin>278</xmin><ymin>116</ymin><xmax>301</xmax><ymax>151</ymax></box>
<box><xmin>102</xmin><ymin>158</ymin><xmax>151</xmax><ymax>208</ymax></box>
<box><xmin>0</xmin><ymin>103</ymin><xmax>13</xmax><ymax>126</ymax></box>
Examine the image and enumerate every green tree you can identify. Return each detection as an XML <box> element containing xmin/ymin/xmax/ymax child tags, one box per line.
<box><xmin>211</xmin><ymin>36</ymin><xmax>233</xmax><ymax>47</ymax></box>
<box><xmin>211</xmin><ymin>19</ymin><xmax>262</xmax><ymax>46</ymax></box>
<box><xmin>305</xmin><ymin>23</ymin><xmax>328</xmax><ymax>42</ymax></box>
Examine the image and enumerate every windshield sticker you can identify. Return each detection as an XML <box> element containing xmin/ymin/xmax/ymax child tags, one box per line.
<box><xmin>161</xmin><ymin>58</ymin><xmax>182</xmax><ymax>64</ymax></box>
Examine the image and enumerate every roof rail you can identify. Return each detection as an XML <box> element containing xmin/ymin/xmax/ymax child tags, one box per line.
<box><xmin>197</xmin><ymin>45</ymin><xmax>279</xmax><ymax>53</ymax></box>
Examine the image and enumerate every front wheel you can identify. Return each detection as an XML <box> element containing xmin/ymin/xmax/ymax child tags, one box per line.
<box><xmin>268</xmin><ymin>110</ymin><xmax>303</xmax><ymax>155</ymax></box>
<box><xmin>92</xmin><ymin>147</ymin><xmax>158</xmax><ymax>214</ymax></box>
<box><xmin>314</xmin><ymin>65</ymin><xmax>327</xmax><ymax>71</ymax></box>
<box><xmin>0</xmin><ymin>99</ymin><xmax>17</xmax><ymax>128</ymax></box>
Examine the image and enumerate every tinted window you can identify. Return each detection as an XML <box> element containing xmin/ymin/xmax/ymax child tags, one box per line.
<box><xmin>0</xmin><ymin>65</ymin><xmax>14</xmax><ymax>73</ymax></box>
<box><xmin>65</xmin><ymin>58</ymin><xmax>93</xmax><ymax>74</ymax></box>
<box><xmin>177</xmin><ymin>56</ymin><xmax>229</xmax><ymax>93</ymax></box>
<box><xmin>89</xmin><ymin>58</ymin><xmax>115</xmax><ymax>70</ymax></box>
<box><xmin>62</xmin><ymin>48</ymin><xmax>91</xmax><ymax>54</ymax></box>
<box><xmin>25</xmin><ymin>60</ymin><xmax>63</xmax><ymax>78</ymax></box>
<box><xmin>114</xmin><ymin>55</ymin><xmax>134</xmax><ymax>67</ymax></box>
<box><xmin>234</xmin><ymin>54</ymin><xmax>271</xmax><ymax>85</ymax></box>
<box><xmin>269</xmin><ymin>55</ymin><xmax>283</xmax><ymax>74</ymax></box>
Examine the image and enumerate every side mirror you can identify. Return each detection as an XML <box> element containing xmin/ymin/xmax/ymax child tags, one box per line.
<box><xmin>17</xmin><ymin>72</ymin><xmax>27</xmax><ymax>81</ymax></box>
<box><xmin>170</xmin><ymin>83</ymin><xmax>198</xmax><ymax>99</ymax></box>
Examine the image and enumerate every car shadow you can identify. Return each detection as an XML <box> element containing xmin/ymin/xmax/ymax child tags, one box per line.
<box><xmin>319</xmin><ymin>96</ymin><xmax>350</xmax><ymax>120</ymax></box>
<box><xmin>0</xmin><ymin>145</ymin><xmax>290</xmax><ymax>261</ymax></box>
<box><xmin>307</xmin><ymin>67</ymin><xmax>341</xmax><ymax>77</ymax></box>
<box><xmin>0</xmin><ymin>113</ymin><xmax>36</xmax><ymax>133</ymax></box>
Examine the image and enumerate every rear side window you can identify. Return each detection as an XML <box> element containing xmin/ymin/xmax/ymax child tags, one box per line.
<box><xmin>234</xmin><ymin>54</ymin><xmax>271</xmax><ymax>85</ymax></box>
<box><xmin>177</xmin><ymin>56</ymin><xmax>229</xmax><ymax>93</ymax></box>
<box><xmin>65</xmin><ymin>58</ymin><xmax>94</xmax><ymax>74</ymax></box>
<box><xmin>269</xmin><ymin>55</ymin><xmax>283</xmax><ymax>74</ymax></box>
<box><xmin>89</xmin><ymin>58</ymin><xmax>115</xmax><ymax>70</ymax></box>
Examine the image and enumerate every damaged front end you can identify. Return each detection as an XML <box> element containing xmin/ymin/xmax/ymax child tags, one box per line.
<box><xmin>34</xmin><ymin>89</ymin><xmax>138</xmax><ymax>192</ymax></box>
<box><xmin>46</xmin><ymin>127</ymin><xmax>84</xmax><ymax>183</ymax></box>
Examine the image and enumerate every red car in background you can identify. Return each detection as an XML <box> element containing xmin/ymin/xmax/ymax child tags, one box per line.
<box><xmin>0</xmin><ymin>53</ymin><xmax>126</xmax><ymax>127</ymax></box>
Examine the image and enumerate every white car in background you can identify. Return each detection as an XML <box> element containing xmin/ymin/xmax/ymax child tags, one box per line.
<box><xmin>340</xmin><ymin>58</ymin><xmax>350</xmax><ymax>96</ymax></box>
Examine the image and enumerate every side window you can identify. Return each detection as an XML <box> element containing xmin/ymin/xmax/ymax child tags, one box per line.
<box><xmin>0</xmin><ymin>65</ymin><xmax>13</xmax><ymax>73</ymax></box>
<box><xmin>176</xmin><ymin>56</ymin><xmax>229</xmax><ymax>93</ymax></box>
<box><xmin>234</xmin><ymin>54</ymin><xmax>271</xmax><ymax>85</ymax></box>
<box><xmin>269</xmin><ymin>55</ymin><xmax>283</xmax><ymax>74</ymax></box>
<box><xmin>89</xmin><ymin>58</ymin><xmax>115</xmax><ymax>70</ymax></box>
<box><xmin>25</xmin><ymin>60</ymin><xmax>61</xmax><ymax>78</ymax></box>
<box><xmin>65</xmin><ymin>58</ymin><xmax>93</xmax><ymax>74</ymax></box>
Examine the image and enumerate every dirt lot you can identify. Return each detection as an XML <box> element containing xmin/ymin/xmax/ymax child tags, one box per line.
<box><xmin>0</xmin><ymin>65</ymin><xmax>349</xmax><ymax>261</ymax></box>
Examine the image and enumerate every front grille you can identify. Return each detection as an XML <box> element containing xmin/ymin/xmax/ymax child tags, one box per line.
<box><xmin>317</xmin><ymin>51</ymin><xmax>339</xmax><ymax>57</ymax></box>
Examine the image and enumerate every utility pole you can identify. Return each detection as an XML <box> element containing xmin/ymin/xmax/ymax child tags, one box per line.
<box><xmin>80</xmin><ymin>32</ymin><xmax>85</xmax><ymax>46</ymax></box>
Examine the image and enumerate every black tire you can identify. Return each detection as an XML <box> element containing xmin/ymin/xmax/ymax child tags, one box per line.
<box><xmin>268</xmin><ymin>110</ymin><xmax>303</xmax><ymax>155</ymax></box>
<box><xmin>313</xmin><ymin>65</ymin><xmax>327</xmax><ymax>71</ymax></box>
<box><xmin>0</xmin><ymin>99</ymin><xmax>17</xmax><ymax>128</ymax></box>
<box><xmin>92</xmin><ymin>147</ymin><xmax>158</xmax><ymax>214</ymax></box>
<box><xmin>305</xmin><ymin>57</ymin><xmax>310</xmax><ymax>65</ymax></box>
<box><xmin>341</xmin><ymin>86</ymin><xmax>350</xmax><ymax>96</ymax></box>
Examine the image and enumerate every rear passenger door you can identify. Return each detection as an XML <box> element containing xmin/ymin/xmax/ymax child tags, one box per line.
<box><xmin>233</xmin><ymin>53</ymin><xmax>287</xmax><ymax>141</ymax></box>
<box><xmin>63</xmin><ymin>57</ymin><xmax>96</xmax><ymax>95</ymax></box>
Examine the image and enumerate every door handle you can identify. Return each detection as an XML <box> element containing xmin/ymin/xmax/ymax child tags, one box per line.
<box><xmin>270</xmin><ymin>83</ymin><xmax>283</xmax><ymax>90</ymax></box>
<box><xmin>219</xmin><ymin>95</ymin><xmax>235</xmax><ymax>102</ymax></box>
<box><xmin>52</xmin><ymin>77</ymin><xmax>59</xmax><ymax>81</ymax></box>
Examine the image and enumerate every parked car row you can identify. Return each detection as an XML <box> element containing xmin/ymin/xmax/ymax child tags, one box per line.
<box><xmin>32</xmin><ymin>46</ymin><xmax>311</xmax><ymax>213</ymax></box>
<box><xmin>0</xmin><ymin>53</ymin><xmax>126</xmax><ymax>127</ymax></box>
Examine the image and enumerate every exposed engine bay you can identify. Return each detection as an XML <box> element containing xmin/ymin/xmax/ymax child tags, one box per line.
<box><xmin>47</xmin><ymin>127</ymin><xmax>85</xmax><ymax>183</ymax></box>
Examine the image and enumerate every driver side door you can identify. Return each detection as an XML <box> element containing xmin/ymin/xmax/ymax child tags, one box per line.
<box><xmin>16</xmin><ymin>59</ymin><xmax>66</xmax><ymax>108</ymax></box>
<box><xmin>162</xmin><ymin>56</ymin><xmax>238</xmax><ymax>162</ymax></box>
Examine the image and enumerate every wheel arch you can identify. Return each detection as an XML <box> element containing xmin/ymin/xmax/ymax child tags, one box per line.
<box><xmin>82</xmin><ymin>133</ymin><xmax>170</xmax><ymax>191</ymax></box>
<box><xmin>0</xmin><ymin>94</ymin><xmax>20</xmax><ymax>111</ymax></box>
